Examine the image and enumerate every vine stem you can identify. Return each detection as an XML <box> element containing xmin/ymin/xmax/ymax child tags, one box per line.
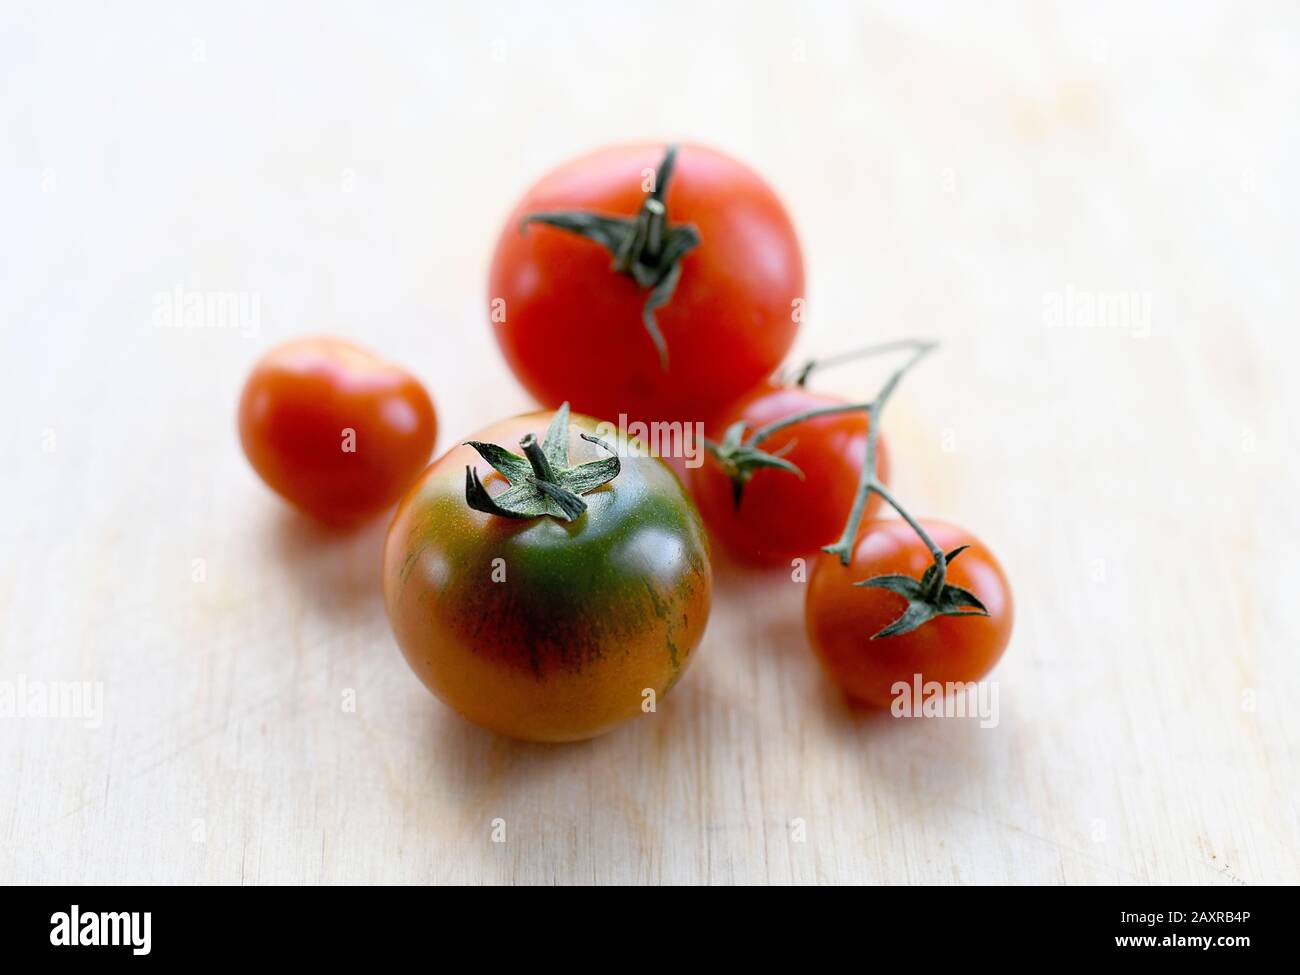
<box><xmin>749</xmin><ymin>401</ymin><xmax>873</xmax><ymax>448</ymax></box>
<box><xmin>792</xmin><ymin>338</ymin><xmax>937</xmax><ymax>387</ymax></box>
<box><xmin>821</xmin><ymin>340</ymin><xmax>939</xmax><ymax>580</ymax></box>
<box><xmin>711</xmin><ymin>338</ymin><xmax>942</xmax><ymax>586</ymax></box>
<box><xmin>871</xmin><ymin>482</ymin><xmax>946</xmax><ymax>598</ymax></box>
<box><xmin>751</xmin><ymin>338</ymin><xmax>943</xmax><ymax>447</ymax></box>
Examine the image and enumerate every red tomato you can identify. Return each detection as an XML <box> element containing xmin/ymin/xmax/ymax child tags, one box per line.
<box><xmin>805</xmin><ymin>519</ymin><xmax>1013</xmax><ymax>708</ymax></box>
<box><xmin>238</xmin><ymin>337</ymin><xmax>437</xmax><ymax>526</ymax></box>
<box><xmin>488</xmin><ymin>143</ymin><xmax>803</xmax><ymax>426</ymax></box>
<box><xmin>689</xmin><ymin>381</ymin><xmax>890</xmax><ymax>565</ymax></box>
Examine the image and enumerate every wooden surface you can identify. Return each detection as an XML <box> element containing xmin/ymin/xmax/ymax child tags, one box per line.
<box><xmin>3</xmin><ymin>2</ymin><xmax>1298</xmax><ymax>885</ymax></box>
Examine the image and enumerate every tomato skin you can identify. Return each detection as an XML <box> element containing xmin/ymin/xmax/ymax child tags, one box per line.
<box><xmin>805</xmin><ymin>520</ymin><xmax>1013</xmax><ymax>708</ymax></box>
<box><xmin>489</xmin><ymin>143</ymin><xmax>803</xmax><ymax>426</ymax></box>
<box><xmin>238</xmin><ymin>337</ymin><xmax>437</xmax><ymax>526</ymax></box>
<box><xmin>688</xmin><ymin>382</ymin><xmax>889</xmax><ymax>566</ymax></box>
<box><xmin>382</xmin><ymin>410</ymin><xmax>712</xmax><ymax>743</ymax></box>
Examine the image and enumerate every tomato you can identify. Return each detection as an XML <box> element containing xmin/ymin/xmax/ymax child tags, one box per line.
<box><xmin>689</xmin><ymin>380</ymin><xmax>890</xmax><ymax>565</ymax></box>
<box><xmin>805</xmin><ymin>519</ymin><xmax>1013</xmax><ymax>708</ymax></box>
<box><xmin>488</xmin><ymin>143</ymin><xmax>803</xmax><ymax>427</ymax></box>
<box><xmin>238</xmin><ymin>337</ymin><xmax>437</xmax><ymax>526</ymax></box>
<box><xmin>382</xmin><ymin>407</ymin><xmax>712</xmax><ymax>742</ymax></box>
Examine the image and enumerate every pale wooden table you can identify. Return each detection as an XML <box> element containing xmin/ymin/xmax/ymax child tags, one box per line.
<box><xmin>3</xmin><ymin>2</ymin><xmax>1297</xmax><ymax>885</ymax></box>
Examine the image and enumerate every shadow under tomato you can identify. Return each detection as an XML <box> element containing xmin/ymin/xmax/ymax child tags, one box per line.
<box><xmin>269</xmin><ymin>504</ymin><xmax>390</xmax><ymax>624</ymax></box>
<box><xmin>709</xmin><ymin>550</ymin><xmax>811</xmax><ymax>665</ymax></box>
<box><xmin>813</xmin><ymin>656</ymin><xmax>999</xmax><ymax>814</ymax></box>
<box><xmin>401</xmin><ymin>658</ymin><xmax>714</xmax><ymax>837</ymax></box>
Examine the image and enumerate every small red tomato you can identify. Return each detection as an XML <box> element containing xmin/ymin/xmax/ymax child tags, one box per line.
<box><xmin>238</xmin><ymin>337</ymin><xmax>437</xmax><ymax>525</ymax></box>
<box><xmin>688</xmin><ymin>381</ymin><xmax>889</xmax><ymax>565</ymax></box>
<box><xmin>488</xmin><ymin>143</ymin><xmax>803</xmax><ymax>427</ymax></box>
<box><xmin>805</xmin><ymin>519</ymin><xmax>1013</xmax><ymax>708</ymax></box>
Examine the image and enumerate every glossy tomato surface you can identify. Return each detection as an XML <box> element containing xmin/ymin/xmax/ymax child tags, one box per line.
<box><xmin>383</xmin><ymin>410</ymin><xmax>712</xmax><ymax>742</ymax></box>
<box><xmin>489</xmin><ymin>143</ymin><xmax>803</xmax><ymax>427</ymax></box>
<box><xmin>689</xmin><ymin>381</ymin><xmax>889</xmax><ymax>566</ymax></box>
<box><xmin>238</xmin><ymin>337</ymin><xmax>437</xmax><ymax>526</ymax></box>
<box><xmin>805</xmin><ymin>519</ymin><xmax>1013</xmax><ymax>708</ymax></box>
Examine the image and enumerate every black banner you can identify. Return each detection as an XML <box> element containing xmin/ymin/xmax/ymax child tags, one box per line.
<box><xmin>0</xmin><ymin>887</ymin><xmax>1277</xmax><ymax>962</ymax></box>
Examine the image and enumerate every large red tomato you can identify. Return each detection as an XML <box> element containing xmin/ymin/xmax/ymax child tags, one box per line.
<box><xmin>488</xmin><ymin>143</ymin><xmax>804</xmax><ymax>427</ymax></box>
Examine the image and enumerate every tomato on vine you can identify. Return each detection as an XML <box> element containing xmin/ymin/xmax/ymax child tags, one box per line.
<box><xmin>805</xmin><ymin>519</ymin><xmax>1013</xmax><ymax>707</ymax></box>
<box><xmin>688</xmin><ymin>344</ymin><xmax>916</xmax><ymax>565</ymax></box>
<box><xmin>787</xmin><ymin>341</ymin><xmax>1014</xmax><ymax>708</ymax></box>
<box><xmin>488</xmin><ymin>143</ymin><xmax>804</xmax><ymax>426</ymax></box>
<box><xmin>238</xmin><ymin>337</ymin><xmax>437</xmax><ymax>526</ymax></box>
<box><xmin>382</xmin><ymin>404</ymin><xmax>712</xmax><ymax>742</ymax></box>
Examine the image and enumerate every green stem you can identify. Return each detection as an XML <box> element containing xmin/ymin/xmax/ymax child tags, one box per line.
<box><xmin>519</xmin><ymin>145</ymin><xmax>698</xmax><ymax>372</ymax></box>
<box><xmin>612</xmin><ymin>145</ymin><xmax>675</xmax><ymax>273</ymax></box>
<box><xmin>873</xmin><ymin>482</ymin><xmax>947</xmax><ymax>597</ymax></box>
<box><xmin>793</xmin><ymin>338</ymin><xmax>936</xmax><ymax>387</ymax></box>
<box><xmin>749</xmin><ymin>401</ymin><xmax>873</xmax><ymax>448</ymax></box>
<box><xmin>822</xmin><ymin>340</ymin><xmax>938</xmax><ymax>567</ymax></box>
<box><xmin>643</xmin><ymin>198</ymin><xmax>666</xmax><ymax>263</ymax></box>
<box><xmin>519</xmin><ymin>434</ymin><xmax>557</xmax><ymax>483</ymax></box>
<box><xmin>616</xmin><ymin>197</ymin><xmax>668</xmax><ymax>273</ymax></box>
<box><xmin>754</xmin><ymin>338</ymin><xmax>941</xmax><ymax>446</ymax></box>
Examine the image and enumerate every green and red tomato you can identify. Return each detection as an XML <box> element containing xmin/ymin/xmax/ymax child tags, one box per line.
<box><xmin>382</xmin><ymin>405</ymin><xmax>712</xmax><ymax>742</ymax></box>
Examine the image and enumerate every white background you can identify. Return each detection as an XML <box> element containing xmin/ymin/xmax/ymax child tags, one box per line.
<box><xmin>2</xmin><ymin>1</ymin><xmax>1298</xmax><ymax>883</ymax></box>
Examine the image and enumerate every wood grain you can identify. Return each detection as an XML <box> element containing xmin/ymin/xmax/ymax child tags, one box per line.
<box><xmin>2</xmin><ymin>1</ymin><xmax>1297</xmax><ymax>884</ymax></box>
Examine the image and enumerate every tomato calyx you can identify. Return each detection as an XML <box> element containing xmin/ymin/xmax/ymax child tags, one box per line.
<box><xmin>708</xmin><ymin>340</ymin><xmax>948</xmax><ymax>508</ymax></box>
<box><xmin>520</xmin><ymin>145</ymin><xmax>701</xmax><ymax>369</ymax></box>
<box><xmin>703</xmin><ymin>419</ymin><xmax>803</xmax><ymax>509</ymax></box>
<box><xmin>464</xmin><ymin>402</ymin><xmax>621</xmax><ymax>522</ymax></box>
<box><xmin>704</xmin><ymin>401</ymin><xmax>874</xmax><ymax>508</ymax></box>
<box><xmin>856</xmin><ymin>545</ymin><xmax>990</xmax><ymax>638</ymax></box>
